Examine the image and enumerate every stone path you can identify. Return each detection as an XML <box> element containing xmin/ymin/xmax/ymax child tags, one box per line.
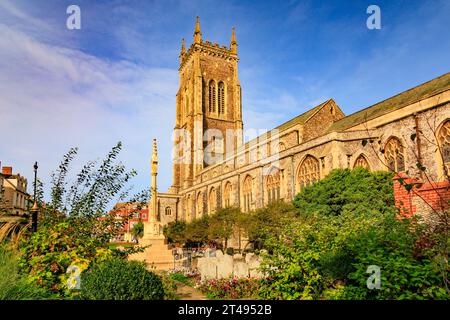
<box><xmin>175</xmin><ymin>282</ymin><xmax>207</xmax><ymax>300</ymax></box>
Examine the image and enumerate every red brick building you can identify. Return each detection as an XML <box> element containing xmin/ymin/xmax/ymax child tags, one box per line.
<box><xmin>394</xmin><ymin>174</ymin><xmax>450</xmax><ymax>220</ymax></box>
<box><xmin>110</xmin><ymin>202</ymin><xmax>149</xmax><ymax>242</ymax></box>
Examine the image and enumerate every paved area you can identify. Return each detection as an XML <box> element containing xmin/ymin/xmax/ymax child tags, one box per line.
<box><xmin>175</xmin><ymin>282</ymin><xmax>207</xmax><ymax>300</ymax></box>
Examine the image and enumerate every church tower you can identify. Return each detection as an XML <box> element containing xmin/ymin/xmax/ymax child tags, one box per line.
<box><xmin>172</xmin><ymin>17</ymin><xmax>243</xmax><ymax>191</ymax></box>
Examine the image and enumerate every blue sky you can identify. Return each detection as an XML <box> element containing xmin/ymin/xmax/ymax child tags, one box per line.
<box><xmin>0</xmin><ymin>0</ymin><xmax>449</xmax><ymax>203</ymax></box>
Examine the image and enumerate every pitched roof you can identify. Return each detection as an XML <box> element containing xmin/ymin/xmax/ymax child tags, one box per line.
<box><xmin>326</xmin><ymin>72</ymin><xmax>450</xmax><ymax>133</ymax></box>
<box><xmin>239</xmin><ymin>99</ymin><xmax>333</xmax><ymax>151</ymax></box>
<box><xmin>276</xmin><ymin>99</ymin><xmax>333</xmax><ymax>131</ymax></box>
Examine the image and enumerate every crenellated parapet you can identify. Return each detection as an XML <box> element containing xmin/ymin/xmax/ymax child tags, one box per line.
<box><xmin>179</xmin><ymin>17</ymin><xmax>238</xmax><ymax>71</ymax></box>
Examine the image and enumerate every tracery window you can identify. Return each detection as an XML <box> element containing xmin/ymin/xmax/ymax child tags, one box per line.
<box><xmin>165</xmin><ymin>207</ymin><xmax>172</xmax><ymax>215</ymax></box>
<box><xmin>385</xmin><ymin>137</ymin><xmax>405</xmax><ymax>172</ymax></box>
<box><xmin>208</xmin><ymin>187</ymin><xmax>217</xmax><ymax>215</ymax></box>
<box><xmin>266</xmin><ymin>168</ymin><xmax>281</xmax><ymax>204</ymax></box>
<box><xmin>223</xmin><ymin>182</ymin><xmax>232</xmax><ymax>207</ymax></box>
<box><xmin>209</xmin><ymin>80</ymin><xmax>216</xmax><ymax>113</ymax></box>
<box><xmin>243</xmin><ymin>176</ymin><xmax>253</xmax><ymax>212</ymax></box>
<box><xmin>298</xmin><ymin>155</ymin><xmax>320</xmax><ymax>189</ymax></box>
<box><xmin>438</xmin><ymin>120</ymin><xmax>450</xmax><ymax>173</ymax></box>
<box><xmin>218</xmin><ymin>81</ymin><xmax>225</xmax><ymax>115</ymax></box>
<box><xmin>196</xmin><ymin>192</ymin><xmax>203</xmax><ymax>217</ymax></box>
<box><xmin>354</xmin><ymin>154</ymin><xmax>370</xmax><ymax>170</ymax></box>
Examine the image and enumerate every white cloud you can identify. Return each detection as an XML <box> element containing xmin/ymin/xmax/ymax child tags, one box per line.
<box><xmin>0</xmin><ymin>22</ymin><xmax>178</xmax><ymax>199</ymax></box>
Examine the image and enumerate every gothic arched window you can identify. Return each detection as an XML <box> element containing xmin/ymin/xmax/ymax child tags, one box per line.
<box><xmin>266</xmin><ymin>168</ymin><xmax>281</xmax><ymax>204</ymax></box>
<box><xmin>165</xmin><ymin>207</ymin><xmax>172</xmax><ymax>216</ymax></box>
<box><xmin>209</xmin><ymin>80</ymin><xmax>216</xmax><ymax>113</ymax></box>
<box><xmin>196</xmin><ymin>192</ymin><xmax>203</xmax><ymax>217</ymax></box>
<box><xmin>271</xmin><ymin>142</ymin><xmax>286</xmax><ymax>156</ymax></box>
<box><xmin>298</xmin><ymin>155</ymin><xmax>320</xmax><ymax>189</ymax></box>
<box><xmin>354</xmin><ymin>154</ymin><xmax>370</xmax><ymax>170</ymax></box>
<box><xmin>385</xmin><ymin>137</ymin><xmax>405</xmax><ymax>172</ymax></box>
<box><xmin>243</xmin><ymin>176</ymin><xmax>253</xmax><ymax>212</ymax></box>
<box><xmin>208</xmin><ymin>187</ymin><xmax>216</xmax><ymax>215</ymax></box>
<box><xmin>223</xmin><ymin>182</ymin><xmax>232</xmax><ymax>207</ymax></box>
<box><xmin>218</xmin><ymin>81</ymin><xmax>225</xmax><ymax>115</ymax></box>
<box><xmin>438</xmin><ymin>120</ymin><xmax>450</xmax><ymax>174</ymax></box>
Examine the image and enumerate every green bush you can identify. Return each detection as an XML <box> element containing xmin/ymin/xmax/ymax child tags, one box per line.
<box><xmin>131</xmin><ymin>221</ymin><xmax>144</xmax><ymax>239</ymax></box>
<box><xmin>185</xmin><ymin>216</ymin><xmax>210</xmax><ymax>246</ymax></box>
<box><xmin>80</xmin><ymin>258</ymin><xmax>165</xmax><ymax>300</ymax></box>
<box><xmin>246</xmin><ymin>201</ymin><xmax>298</xmax><ymax>249</ymax></box>
<box><xmin>293</xmin><ymin>168</ymin><xmax>394</xmax><ymax>216</ymax></box>
<box><xmin>15</xmin><ymin>144</ymin><xmax>149</xmax><ymax>299</ymax></box>
<box><xmin>335</xmin><ymin>214</ymin><xmax>448</xmax><ymax>300</ymax></box>
<box><xmin>159</xmin><ymin>272</ymin><xmax>179</xmax><ymax>300</ymax></box>
<box><xmin>170</xmin><ymin>272</ymin><xmax>191</xmax><ymax>284</ymax></box>
<box><xmin>19</xmin><ymin>221</ymin><xmax>114</xmax><ymax>297</ymax></box>
<box><xmin>0</xmin><ymin>245</ymin><xmax>50</xmax><ymax>300</ymax></box>
<box><xmin>164</xmin><ymin>220</ymin><xmax>188</xmax><ymax>244</ymax></box>
<box><xmin>259</xmin><ymin>168</ymin><xmax>449</xmax><ymax>300</ymax></box>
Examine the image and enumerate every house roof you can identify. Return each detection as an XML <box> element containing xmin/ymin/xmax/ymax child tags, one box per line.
<box><xmin>239</xmin><ymin>99</ymin><xmax>334</xmax><ymax>151</ymax></box>
<box><xmin>326</xmin><ymin>72</ymin><xmax>450</xmax><ymax>133</ymax></box>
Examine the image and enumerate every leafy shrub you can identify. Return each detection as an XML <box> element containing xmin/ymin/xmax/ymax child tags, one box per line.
<box><xmin>131</xmin><ymin>221</ymin><xmax>144</xmax><ymax>239</ymax></box>
<box><xmin>19</xmin><ymin>221</ymin><xmax>114</xmax><ymax>297</ymax></box>
<box><xmin>334</xmin><ymin>214</ymin><xmax>448</xmax><ymax>300</ymax></box>
<box><xmin>159</xmin><ymin>272</ymin><xmax>179</xmax><ymax>300</ymax></box>
<box><xmin>207</xmin><ymin>207</ymin><xmax>242</xmax><ymax>249</ymax></box>
<box><xmin>80</xmin><ymin>258</ymin><xmax>165</xmax><ymax>300</ymax></box>
<box><xmin>170</xmin><ymin>272</ymin><xmax>192</xmax><ymax>284</ymax></box>
<box><xmin>164</xmin><ymin>207</ymin><xmax>249</xmax><ymax>249</ymax></box>
<box><xmin>185</xmin><ymin>216</ymin><xmax>210</xmax><ymax>246</ymax></box>
<box><xmin>246</xmin><ymin>201</ymin><xmax>298</xmax><ymax>249</ymax></box>
<box><xmin>259</xmin><ymin>168</ymin><xmax>449</xmax><ymax>300</ymax></box>
<box><xmin>198</xmin><ymin>277</ymin><xmax>261</xmax><ymax>299</ymax></box>
<box><xmin>164</xmin><ymin>221</ymin><xmax>187</xmax><ymax>244</ymax></box>
<box><xmin>16</xmin><ymin>144</ymin><xmax>148</xmax><ymax>298</ymax></box>
<box><xmin>0</xmin><ymin>244</ymin><xmax>50</xmax><ymax>300</ymax></box>
<box><xmin>293</xmin><ymin>168</ymin><xmax>394</xmax><ymax>216</ymax></box>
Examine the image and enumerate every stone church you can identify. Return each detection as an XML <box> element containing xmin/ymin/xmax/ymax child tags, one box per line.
<box><xmin>151</xmin><ymin>17</ymin><xmax>450</xmax><ymax>228</ymax></box>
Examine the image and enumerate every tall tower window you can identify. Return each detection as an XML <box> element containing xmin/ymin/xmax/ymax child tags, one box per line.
<box><xmin>209</xmin><ymin>80</ymin><xmax>216</xmax><ymax>113</ymax></box>
<box><xmin>218</xmin><ymin>81</ymin><xmax>225</xmax><ymax>115</ymax></box>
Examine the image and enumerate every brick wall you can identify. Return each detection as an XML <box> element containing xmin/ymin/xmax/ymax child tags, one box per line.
<box><xmin>393</xmin><ymin>174</ymin><xmax>450</xmax><ymax>218</ymax></box>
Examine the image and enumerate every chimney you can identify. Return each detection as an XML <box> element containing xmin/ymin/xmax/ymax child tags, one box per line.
<box><xmin>2</xmin><ymin>166</ymin><xmax>12</xmax><ymax>176</ymax></box>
